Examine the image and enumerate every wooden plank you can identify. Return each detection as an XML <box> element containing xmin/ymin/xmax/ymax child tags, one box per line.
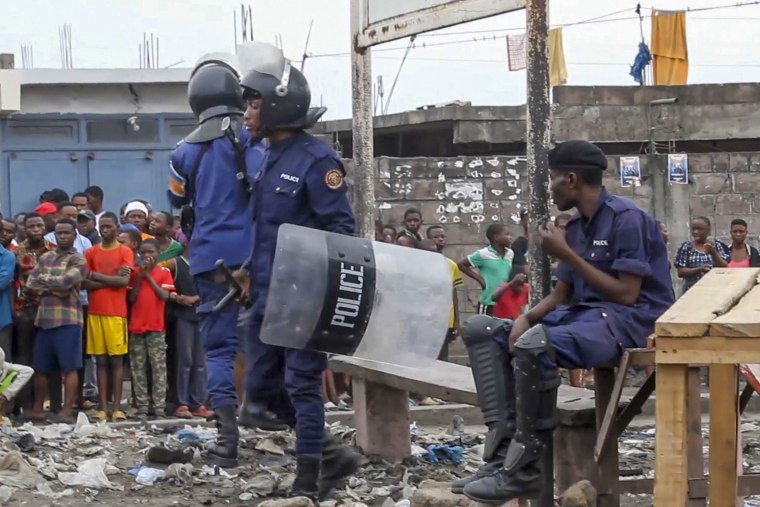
<box><xmin>708</xmin><ymin>364</ymin><xmax>739</xmax><ymax>507</ymax></box>
<box><xmin>653</xmin><ymin>364</ymin><xmax>689</xmax><ymax>507</ymax></box>
<box><xmin>594</xmin><ymin>352</ymin><xmax>633</xmax><ymax>462</ymax></box>
<box><xmin>594</xmin><ymin>368</ymin><xmax>620</xmax><ymax>507</ymax></box>
<box><xmin>656</xmin><ymin>337</ymin><xmax>760</xmax><ymax>364</ymax></box>
<box><xmin>687</xmin><ymin>367</ymin><xmax>706</xmax><ymax>506</ymax></box>
<box><xmin>629</xmin><ymin>348</ymin><xmax>654</xmax><ymax>367</ymax></box>
<box><xmin>329</xmin><ymin>357</ymin><xmax>604</xmax><ymax>425</ymax></box>
<box><xmin>711</xmin><ymin>283</ymin><xmax>760</xmax><ymax>337</ymax></box>
<box><xmin>655</xmin><ymin>268</ymin><xmax>759</xmax><ymax>337</ymax></box>
<box><xmin>616</xmin><ymin>371</ymin><xmax>655</xmax><ymax>436</ymax></box>
<box><xmin>352</xmin><ymin>378</ymin><xmax>411</xmax><ymax>460</ymax></box>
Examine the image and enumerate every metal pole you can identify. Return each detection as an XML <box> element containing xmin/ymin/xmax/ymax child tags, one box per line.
<box><xmin>526</xmin><ymin>0</ymin><xmax>551</xmax><ymax>305</ymax></box>
<box><xmin>526</xmin><ymin>1</ymin><xmax>553</xmax><ymax>505</ymax></box>
<box><xmin>350</xmin><ymin>0</ymin><xmax>375</xmax><ymax>239</ymax></box>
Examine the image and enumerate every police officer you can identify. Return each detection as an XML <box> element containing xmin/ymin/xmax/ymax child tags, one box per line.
<box><xmin>167</xmin><ymin>55</ymin><xmax>266</xmax><ymax>468</ymax></box>
<box><xmin>238</xmin><ymin>45</ymin><xmax>359</xmax><ymax>501</ymax></box>
<box><xmin>458</xmin><ymin>140</ymin><xmax>675</xmax><ymax>503</ymax></box>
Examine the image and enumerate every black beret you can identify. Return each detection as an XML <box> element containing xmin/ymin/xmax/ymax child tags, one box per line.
<box><xmin>548</xmin><ymin>140</ymin><xmax>608</xmax><ymax>171</ymax></box>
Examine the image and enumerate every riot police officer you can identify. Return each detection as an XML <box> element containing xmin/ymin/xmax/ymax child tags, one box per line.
<box><xmin>458</xmin><ymin>141</ymin><xmax>675</xmax><ymax>503</ymax></box>
<box><xmin>238</xmin><ymin>44</ymin><xmax>359</xmax><ymax>500</ymax></box>
<box><xmin>167</xmin><ymin>54</ymin><xmax>266</xmax><ymax>468</ymax></box>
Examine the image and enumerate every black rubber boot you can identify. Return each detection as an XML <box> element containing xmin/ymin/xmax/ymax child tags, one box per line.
<box><xmin>290</xmin><ymin>456</ymin><xmax>320</xmax><ymax>501</ymax></box>
<box><xmin>463</xmin><ymin>324</ymin><xmax>557</xmax><ymax>504</ymax></box>
<box><xmin>205</xmin><ymin>405</ymin><xmax>239</xmax><ymax>468</ymax></box>
<box><xmin>239</xmin><ymin>401</ymin><xmax>289</xmax><ymax>431</ymax></box>
<box><xmin>319</xmin><ymin>433</ymin><xmax>361</xmax><ymax>500</ymax></box>
<box><xmin>452</xmin><ymin>316</ymin><xmax>516</xmax><ymax>495</ymax></box>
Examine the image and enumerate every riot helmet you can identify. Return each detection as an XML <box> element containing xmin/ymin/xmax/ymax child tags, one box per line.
<box><xmin>185</xmin><ymin>53</ymin><xmax>245</xmax><ymax>143</ymax></box>
<box><xmin>239</xmin><ymin>42</ymin><xmax>325</xmax><ymax>132</ymax></box>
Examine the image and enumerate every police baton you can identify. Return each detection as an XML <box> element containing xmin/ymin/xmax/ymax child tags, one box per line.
<box><xmin>212</xmin><ymin>259</ymin><xmax>250</xmax><ymax>312</ymax></box>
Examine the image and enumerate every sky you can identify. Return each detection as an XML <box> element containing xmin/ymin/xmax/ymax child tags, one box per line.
<box><xmin>3</xmin><ymin>0</ymin><xmax>760</xmax><ymax>120</ymax></box>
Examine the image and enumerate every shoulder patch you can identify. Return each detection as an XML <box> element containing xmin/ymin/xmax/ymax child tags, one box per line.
<box><xmin>168</xmin><ymin>160</ymin><xmax>187</xmax><ymax>198</ymax></box>
<box><xmin>325</xmin><ymin>169</ymin><xmax>344</xmax><ymax>190</ymax></box>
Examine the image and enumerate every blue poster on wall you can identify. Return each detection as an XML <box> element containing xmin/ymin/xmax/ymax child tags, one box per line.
<box><xmin>668</xmin><ymin>153</ymin><xmax>688</xmax><ymax>184</ymax></box>
<box><xmin>619</xmin><ymin>156</ymin><xmax>641</xmax><ymax>188</ymax></box>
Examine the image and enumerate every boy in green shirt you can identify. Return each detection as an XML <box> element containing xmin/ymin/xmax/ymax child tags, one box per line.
<box><xmin>458</xmin><ymin>223</ymin><xmax>514</xmax><ymax>316</ymax></box>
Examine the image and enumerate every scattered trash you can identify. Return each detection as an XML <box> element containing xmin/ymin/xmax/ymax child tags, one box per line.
<box><xmin>146</xmin><ymin>444</ymin><xmax>194</xmax><ymax>464</ymax></box>
<box><xmin>14</xmin><ymin>434</ymin><xmax>35</xmax><ymax>452</ymax></box>
<box><xmin>255</xmin><ymin>437</ymin><xmax>285</xmax><ymax>455</ymax></box>
<box><xmin>426</xmin><ymin>444</ymin><xmax>463</xmax><ymax>464</ymax></box>
<box><xmin>242</xmin><ymin>472</ymin><xmax>276</xmax><ymax>497</ymax></box>
<box><xmin>239</xmin><ymin>492</ymin><xmax>253</xmax><ymax>501</ymax></box>
<box><xmin>0</xmin><ymin>451</ymin><xmax>45</xmax><ymax>489</ymax></box>
<box><xmin>0</xmin><ymin>485</ymin><xmax>12</xmax><ymax>503</ymax></box>
<box><xmin>57</xmin><ymin>458</ymin><xmax>123</xmax><ymax>490</ymax></box>
<box><xmin>446</xmin><ymin>415</ymin><xmax>465</xmax><ymax>436</ymax></box>
<box><xmin>176</xmin><ymin>428</ymin><xmax>215</xmax><ymax>443</ymax></box>
<box><xmin>135</xmin><ymin>466</ymin><xmax>165</xmax><ymax>486</ymax></box>
<box><xmin>165</xmin><ymin>463</ymin><xmax>193</xmax><ymax>484</ymax></box>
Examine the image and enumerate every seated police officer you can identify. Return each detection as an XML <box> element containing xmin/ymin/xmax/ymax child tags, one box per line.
<box><xmin>456</xmin><ymin>140</ymin><xmax>675</xmax><ymax>503</ymax></box>
<box><xmin>236</xmin><ymin>43</ymin><xmax>359</xmax><ymax>501</ymax></box>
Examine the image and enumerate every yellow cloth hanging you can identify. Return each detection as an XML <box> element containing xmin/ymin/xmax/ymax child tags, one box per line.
<box><xmin>548</xmin><ymin>28</ymin><xmax>567</xmax><ymax>87</ymax></box>
<box><xmin>651</xmin><ymin>10</ymin><xmax>688</xmax><ymax>85</ymax></box>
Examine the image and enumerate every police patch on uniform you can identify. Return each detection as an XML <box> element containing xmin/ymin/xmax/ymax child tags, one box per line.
<box><xmin>324</xmin><ymin>169</ymin><xmax>344</xmax><ymax>190</ymax></box>
<box><xmin>168</xmin><ymin>160</ymin><xmax>187</xmax><ymax>198</ymax></box>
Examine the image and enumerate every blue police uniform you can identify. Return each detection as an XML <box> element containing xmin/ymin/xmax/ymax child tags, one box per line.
<box><xmin>168</xmin><ymin>138</ymin><xmax>267</xmax><ymax>410</ymax></box>
<box><xmin>539</xmin><ymin>188</ymin><xmax>674</xmax><ymax>369</ymax></box>
<box><xmin>246</xmin><ymin>130</ymin><xmax>355</xmax><ymax>459</ymax></box>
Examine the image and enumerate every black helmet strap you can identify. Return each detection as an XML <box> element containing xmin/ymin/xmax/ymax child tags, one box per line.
<box><xmin>222</xmin><ymin>119</ymin><xmax>252</xmax><ymax>195</ymax></box>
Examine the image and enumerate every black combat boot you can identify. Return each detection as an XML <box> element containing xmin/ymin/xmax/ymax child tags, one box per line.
<box><xmin>463</xmin><ymin>324</ymin><xmax>558</xmax><ymax>504</ymax></box>
<box><xmin>239</xmin><ymin>400</ymin><xmax>289</xmax><ymax>431</ymax></box>
<box><xmin>319</xmin><ymin>433</ymin><xmax>361</xmax><ymax>499</ymax></box>
<box><xmin>451</xmin><ymin>316</ymin><xmax>516</xmax><ymax>495</ymax></box>
<box><xmin>205</xmin><ymin>405</ymin><xmax>239</xmax><ymax>468</ymax></box>
<box><xmin>290</xmin><ymin>456</ymin><xmax>320</xmax><ymax>502</ymax></box>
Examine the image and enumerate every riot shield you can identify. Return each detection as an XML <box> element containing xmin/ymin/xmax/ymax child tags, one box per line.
<box><xmin>260</xmin><ymin>224</ymin><xmax>452</xmax><ymax>367</ymax></box>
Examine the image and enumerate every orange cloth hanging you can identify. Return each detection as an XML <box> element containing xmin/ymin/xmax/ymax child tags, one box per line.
<box><xmin>651</xmin><ymin>9</ymin><xmax>688</xmax><ymax>85</ymax></box>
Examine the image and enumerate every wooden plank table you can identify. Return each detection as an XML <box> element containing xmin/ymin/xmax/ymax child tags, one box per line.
<box><xmin>654</xmin><ymin>267</ymin><xmax>760</xmax><ymax>506</ymax></box>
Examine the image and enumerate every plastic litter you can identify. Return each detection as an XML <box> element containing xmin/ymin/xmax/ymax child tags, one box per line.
<box><xmin>0</xmin><ymin>451</ymin><xmax>45</xmax><ymax>489</ymax></box>
<box><xmin>426</xmin><ymin>444</ymin><xmax>463</xmax><ymax>464</ymax></box>
<box><xmin>0</xmin><ymin>485</ymin><xmax>13</xmax><ymax>503</ymax></box>
<box><xmin>175</xmin><ymin>428</ymin><xmax>215</xmax><ymax>443</ymax></box>
<box><xmin>57</xmin><ymin>458</ymin><xmax>124</xmax><ymax>490</ymax></box>
<box><xmin>164</xmin><ymin>463</ymin><xmax>193</xmax><ymax>484</ymax></box>
<box><xmin>135</xmin><ymin>466</ymin><xmax>165</xmax><ymax>486</ymax></box>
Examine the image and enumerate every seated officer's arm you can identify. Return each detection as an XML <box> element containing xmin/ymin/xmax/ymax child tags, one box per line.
<box><xmin>305</xmin><ymin>159</ymin><xmax>356</xmax><ymax>235</ymax></box>
<box><xmin>524</xmin><ymin>279</ymin><xmax>573</xmax><ymax>326</ymax></box>
<box><xmin>167</xmin><ymin>151</ymin><xmax>189</xmax><ymax>209</ymax></box>
<box><xmin>555</xmin><ymin>212</ymin><xmax>647</xmax><ymax>307</ymax></box>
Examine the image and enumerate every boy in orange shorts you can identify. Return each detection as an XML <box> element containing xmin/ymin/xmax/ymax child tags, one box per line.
<box><xmin>83</xmin><ymin>212</ymin><xmax>134</xmax><ymax>422</ymax></box>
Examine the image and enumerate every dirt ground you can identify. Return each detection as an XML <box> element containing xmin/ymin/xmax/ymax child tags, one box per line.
<box><xmin>2</xmin><ymin>414</ymin><xmax>760</xmax><ymax>506</ymax></box>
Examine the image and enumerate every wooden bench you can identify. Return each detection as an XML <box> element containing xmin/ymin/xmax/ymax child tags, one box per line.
<box><xmin>330</xmin><ymin>356</ymin><xmax>638</xmax><ymax>506</ymax></box>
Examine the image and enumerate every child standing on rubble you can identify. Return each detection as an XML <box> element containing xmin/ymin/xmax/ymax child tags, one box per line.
<box><xmin>0</xmin><ymin>348</ymin><xmax>33</xmax><ymax>420</ymax></box>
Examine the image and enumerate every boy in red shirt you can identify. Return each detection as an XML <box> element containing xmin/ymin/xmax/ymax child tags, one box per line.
<box><xmin>492</xmin><ymin>272</ymin><xmax>528</xmax><ymax>320</ymax></box>
<box><xmin>83</xmin><ymin>212</ymin><xmax>134</xmax><ymax>422</ymax></box>
<box><xmin>128</xmin><ymin>239</ymin><xmax>174</xmax><ymax>418</ymax></box>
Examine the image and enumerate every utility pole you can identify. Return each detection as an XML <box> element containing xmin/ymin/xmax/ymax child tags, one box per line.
<box><xmin>350</xmin><ymin>0</ymin><xmax>375</xmax><ymax>239</ymax></box>
<box><xmin>526</xmin><ymin>2</ymin><xmax>553</xmax><ymax>505</ymax></box>
<box><xmin>526</xmin><ymin>0</ymin><xmax>552</xmax><ymax>307</ymax></box>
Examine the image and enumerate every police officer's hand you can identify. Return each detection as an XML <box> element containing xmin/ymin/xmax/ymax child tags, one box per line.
<box><xmin>508</xmin><ymin>315</ymin><xmax>531</xmax><ymax>352</ymax></box>
<box><xmin>232</xmin><ymin>268</ymin><xmax>251</xmax><ymax>302</ymax></box>
<box><xmin>539</xmin><ymin>222</ymin><xmax>571</xmax><ymax>260</ymax></box>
